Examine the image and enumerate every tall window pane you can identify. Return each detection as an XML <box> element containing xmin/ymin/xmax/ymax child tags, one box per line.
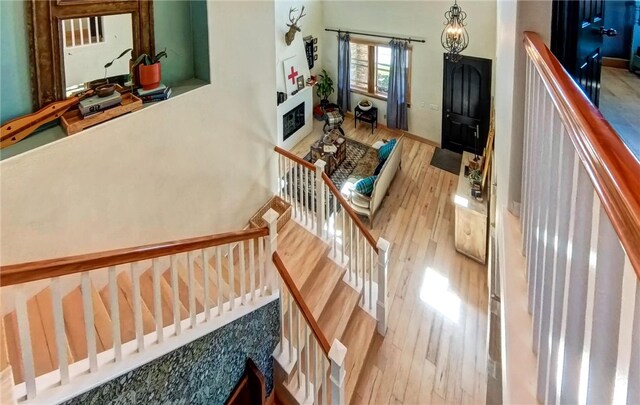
<box><xmin>350</xmin><ymin>43</ymin><xmax>369</xmax><ymax>91</ymax></box>
<box><xmin>376</xmin><ymin>46</ymin><xmax>391</xmax><ymax>94</ymax></box>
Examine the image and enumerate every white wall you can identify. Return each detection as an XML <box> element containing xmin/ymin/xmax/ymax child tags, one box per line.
<box><xmin>321</xmin><ymin>0</ymin><xmax>497</xmax><ymax>145</ymax></box>
<box><xmin>0</xmin><ymin>1</ymin><xmax>278</xmax><ymax>264</ymax></box>
<box><xmin>63</xmin><ymin>14</ymin><xmax>133</xmax><ymax>88</ymax></box>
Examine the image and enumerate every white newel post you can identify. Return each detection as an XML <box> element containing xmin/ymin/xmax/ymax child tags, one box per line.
<box><xmin>315</xmin><ymin>160</ymin><xmax>326</xmax><ymax>238</ymax></box>
<box><xmin>329</xmin><ymin>338</ymin><xmax>347</xmax><ymax>405</ymax></box>
<box><xmin>376</xmin><ymin>237</ymin><xmax>390</xmax><ymax>336</ymax></box>
<box><xmin>262</xmin><ymin>208</ymin><xmax>280</xmax><ymax>294</ymax></box>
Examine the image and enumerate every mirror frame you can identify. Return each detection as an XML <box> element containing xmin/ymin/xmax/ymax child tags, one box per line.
<box><xmin>27</xmin><ymin>0</ymin><xmax>155</xmax><ymax>109</ymax></box>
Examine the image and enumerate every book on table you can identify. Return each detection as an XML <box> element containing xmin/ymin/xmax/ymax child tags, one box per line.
<box><xmin>140</xmin><ymin>87</ymin><xmax>172</xmax><ymax>103</ymax></box>
<box><xmin>79</xmin><ymin>91</ymin><xmax>122</xmax><ymax>117</ymax></box>
<box><xmin>136</xmin><ymin>83</ymin><xmax>167</xmax><ymax>97</ymax></box>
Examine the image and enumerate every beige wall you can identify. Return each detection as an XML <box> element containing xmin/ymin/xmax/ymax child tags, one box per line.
<box><xmin>0</xmin><ymin>1</ymin><xmax>278</xmax><ymax>264</ymax></box>
<box><xmin>321</xmin><ymin>0</ymin><xmax>497</xmax><ymax>145</ymax></box>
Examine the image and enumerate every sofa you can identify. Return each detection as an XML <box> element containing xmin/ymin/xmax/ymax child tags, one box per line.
<box><xmin>347</xmin><ymin>136</ymin><xmax>404</xmax><ymax>223</ymax></box>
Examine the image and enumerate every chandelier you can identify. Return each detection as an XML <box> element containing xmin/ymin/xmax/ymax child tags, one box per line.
<box><xmin>441</xmin><ymin>0</ymin><xmax>469</xmax><ymax>62</ymax></box>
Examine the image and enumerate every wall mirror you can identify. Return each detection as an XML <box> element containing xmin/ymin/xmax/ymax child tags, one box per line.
<box><xmin>28</xmin><ymin>0</ymin><xmax>154</xmax><ymax>108</ymax></box>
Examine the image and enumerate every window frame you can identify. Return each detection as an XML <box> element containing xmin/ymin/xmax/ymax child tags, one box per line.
<box><xmin>349</xmin><ymin>38</ymin><xmax>412</xmax><ymax>105</ymax></box>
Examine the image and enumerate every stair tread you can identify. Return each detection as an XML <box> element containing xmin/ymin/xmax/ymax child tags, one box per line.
<box><xmin>140</xmin><ymin>269</ymin><xmax>186</xmax><ymax>327</ymax></box>
<box><xmin>278</xmin><ymin>222</ymin><xmax>331</xmax><ymax>288</ymax></box>
<box><xmin>300</xmin><ymin>257</ymin><xmax>345</xmax><ymax>319</ymax></box>
<box><xmin>91</xmin><ymin>284</ymin><xmax>113</xmax><ymax>353</ymax></box>
<box><xmin>63</xmin><ymin>287</ymin><xmax>89</xmax><ymax>362</ymax></box>
<box><xmin>340</xmin><ymin>308</ymin><xmax>377</xmax><ymax>405</ymax></box>
<box><xmin>317</xmin><ymin>281</ymin><xmax>361</xmax><ymax>344</ymax></box>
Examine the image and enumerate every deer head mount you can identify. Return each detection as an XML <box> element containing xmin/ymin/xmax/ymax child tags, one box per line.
<box><xmin>285</xmin><ymin>6</ymin><xmax>306</xmax><ymax>46</ymax></box>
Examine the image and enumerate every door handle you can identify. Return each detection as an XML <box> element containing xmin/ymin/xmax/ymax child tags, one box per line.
<box><xmin>599</xmin><ymin>27</ymin><xmax>618</xmax><ymax>37</ymax></box>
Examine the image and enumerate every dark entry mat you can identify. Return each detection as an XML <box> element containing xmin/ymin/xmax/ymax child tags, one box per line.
<box><xmin>430</xmin><ymin>148</ymin><xmax>462</xmax><ymax>175</ymax></box>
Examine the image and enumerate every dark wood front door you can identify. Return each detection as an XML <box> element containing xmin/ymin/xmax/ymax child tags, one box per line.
<box><xmin>552</xmin><ymin>0</ymin><xmax>616</xmax><ymax>106</ymax></box>
<box><xmin>442</xmin><ymin>54</ymin><xmax>492</xmax><ymax>155</ymax></box>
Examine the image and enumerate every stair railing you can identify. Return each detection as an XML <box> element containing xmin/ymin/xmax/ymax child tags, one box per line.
<box><xmin>520</xmin><ymin>31</ymin><xmax>640</xmax><ymax>405</ymax></box>
<box><xmin>0</xmin><ymin>226</ymin><xmax>276</xmax><ymax>403</ymax></box>
<box><xmin>274</xmin><ymin>146</ymin><xmax>390</xmax><ymax>336</ymax></box>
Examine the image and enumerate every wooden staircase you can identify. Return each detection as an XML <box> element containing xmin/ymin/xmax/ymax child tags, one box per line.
<box><xmin>1</xmin><ymin>241</ymin><xmax>262</xmax><ymax>387</ymax></box>
<box><xmin>274</xmin><ymin>221</ymin><xmax>379</xmax><ymax>404</ymax></box>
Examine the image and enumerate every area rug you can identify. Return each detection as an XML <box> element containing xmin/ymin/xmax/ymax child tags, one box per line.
<box><xmin>283</xmin><ymin>138</ymin><xmax>378</xmax><ymax>214</ymax></box>
<box><xmin>430</xmin><ymin>148</ymin><xmax>462</xmax><ymax>175</ymax></box>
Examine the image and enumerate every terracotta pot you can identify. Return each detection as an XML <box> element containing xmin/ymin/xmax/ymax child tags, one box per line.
<box><xmin>138</xmin><ymin>63</ymin><xmax>161</xmax><ymax>90</ymax></box>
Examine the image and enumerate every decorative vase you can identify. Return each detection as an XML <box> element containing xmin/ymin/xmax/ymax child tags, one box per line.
<box><xmin>138</xmin><ymin>63</ymin><xmax>161</xmax><ymax>90</ymax></box>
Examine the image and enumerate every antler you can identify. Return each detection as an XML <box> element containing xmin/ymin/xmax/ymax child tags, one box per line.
<box><xmin>288</xmin><ymin>6</ymin><xmax>306</xmax><ymax>26</ymax></box>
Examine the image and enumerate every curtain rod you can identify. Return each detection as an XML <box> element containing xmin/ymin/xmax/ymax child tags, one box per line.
<box><xmin>324</xmin><ymin>28</ymin><xmax>425</xmax><ymax>43</ymax></box>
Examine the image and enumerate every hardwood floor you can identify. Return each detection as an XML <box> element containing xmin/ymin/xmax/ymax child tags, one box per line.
<box><xmin>289</xmin><ymin>117</ymin><xmax>489</xmax><ymax>404</ymax></box>
<box><xmin>600</xmin><ymin>67</ymin><xmax>640</xmax><ymax>158</ymax></box>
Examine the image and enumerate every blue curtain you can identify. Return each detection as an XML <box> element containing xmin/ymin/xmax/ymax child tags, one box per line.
<box><xmin>387</xmin><ymin>40</ymin><xmax>408</xmax><ymax>130</ymax></box>
<box><xmin>337</xmin><ymin>33</ymin><xmax>351</xmax><ymax>112</ymax></box>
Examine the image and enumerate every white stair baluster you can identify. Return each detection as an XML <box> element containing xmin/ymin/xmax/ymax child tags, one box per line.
<box><xmin>315</xmin><ymin>160</ymin><xmax>326</xmax><ymax>238</ymax></box>
<box><xmin>131</xmin><ymin>262</ymin><xmax>144</xmax><ymax>352</ymax></box>
<box><xmin>108</xmin><ymin>266</ymin><xmax>121</xmax><ymax>362</ymax></box>
<box><xmin>249</xmin><ymin>238</ymin><xmax>256</xmax><ymax>302</ymax></box>
<box><xmin>341</xmin><ymin>208</ymin><xmax>345</xmax><ymax>264</ymax></box>
<box><xmin>51</xmin><ymin>277</ymin><xmax>69</xmax><ymax>384</ymax></box>
<box><xmin>202</xmin><ymin>249</ymin><xmax>210</xmax><ymax>321</ymax></box>
<box><xmin>305</xmin><ymin>323</ymin><xmax>310</xmax><ymax>399</ymax></box>
<box><xmin>228</xmin><ymin>244</ymin><xmax>235</xmax><ymax>310</ymax></box>
<box><xmin>152</xmin><ymin>258</ymin><xmax>164</xmax><ymax>341</ymax></box>
<box><xmin>288</xmin><ymin>288</ymin><xmax>294</xmax><ymax>362</ymax></box>
<box><xmin>81</xmin><ymin>272</ymin><xmax>97</xmax><ymax>372</ymax></box>
<box><xmin>259</xmin><ymin>237</ymin><xmax>265</xmax><ymax>296</ymax></box>
<box><xmin>187</xmin><ymin>252</ymin><xmax>197</xmax><ymax>328</ymax></box>
<box><xmin>332</xmin><ymin>192</ymin><xmax>338</xmax><ymax>254</ymax></box>
<box><xmin>16</xmin><ymin>287</ymin><xmax>36</xmax><ymax>399</ymax></box>
<box><xmin>170</xmin><ymin>255</ymin><xmax>182</xmax><ymax>335</ymax></box>
<box><xmin>240</xmin><ymin>241</ymin><xmax>246</xmax><ymax>304</ymax></box>
<box><xmin>369</xmin><ymin>247</ymin><xmax>374</xmax><ymax>310</ymax></box>
<box><xmin>296</xmin><ymin>305</ymin><xmax>302</xmax><ymax>388</ymax></box>
<box><xmin>349</xmin><ymin>218</ymin><xmax>354</xmax><ymax>282</ymax></box>
<box><xmin>329</xmin><ymin>339</ymin><xmax>347</xmax><ymax>405</ymax></box>
<box><xmin>216</xmin><ymin>246</ymin><xmax>223</xmax><ymax>315</ymax></box>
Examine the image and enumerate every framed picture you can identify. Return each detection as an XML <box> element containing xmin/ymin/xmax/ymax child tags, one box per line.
<box><xmin>283</xmin><ymin>56</ymin><xmax>299</xmax><ymax>95</ymax></box>
<box><xmin>296</xmin><ymin>75</ymin><xmax>305</xmax><ymax>90</ymax></box>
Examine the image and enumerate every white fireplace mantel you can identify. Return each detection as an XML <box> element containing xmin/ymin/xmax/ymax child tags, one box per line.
<box><xmin>277</xmin><ymin>85</ymin><xmax>314</xmax><ymax>150</ymax></box>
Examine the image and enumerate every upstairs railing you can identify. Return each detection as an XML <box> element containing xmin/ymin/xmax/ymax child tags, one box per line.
<box><xmin>520</xmin><ymin>31</ymin><xmax>639</xmax><ymax>405</ymax></box>
<box><xmin>0</xmin><ymin>225</ymin><xmax>276</xmax><ymax>403</ymax></box>
<box><xmin>274</xmin><ymin>146</ymin><xmax>390</xmax><ymax>336</ymax></box>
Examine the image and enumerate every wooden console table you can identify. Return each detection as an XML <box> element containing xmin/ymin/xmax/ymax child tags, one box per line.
<box><xmin>454</xmin><ymin>151</ymin><xmax>488</xmax><ymax>263</ymax></box>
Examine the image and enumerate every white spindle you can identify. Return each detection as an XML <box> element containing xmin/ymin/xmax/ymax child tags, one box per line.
<box><xmin>202</xmin><ymin>249</ymin><xmax>210</xmax><ymax>320</ymax></box>
<box><xmin>322</xmin><ymin>354</ymin><xmax>328</xmax><ymax>404</ymax></box>
<box><xmin>278</xmin><ymin>154</ymin><xmax>283</xmax><ymax>198</ymax></box>
<box><xmin>288</xmin><ymin>288</ymin><xmax>294</xmax><ymax>362</ymax></box>
<box><xmin>216</xmin><ymin>246</ymin><xmax>223</xmax><ymax>315</ymax></box>
<box><xmin>293</xmin><ymin>163</ymin><xmax>299</xmax><ymax>219</ymax></box>
<box><xmin>355</xmin><ymin>231</ymin><xmax>361</xmax><ymax>288</ymax></box>
<box><xmin>249</xmin><ymin>238</ymin><xmax>256</xmax><ymax>302</ymax></box>
<box><xmin>326</xmin><ymin>186</ymin><xmax>331</xmax><ymax>241</ymax></box>
<box><xmin>341</xmin><ymin>208</ymin><xmax>345</xmax><ymax>264</ymax></box>
<box><xmin>228</xmin><ymin>244</ymin><xmax>235</xmax><ymax>310</ymax></box>
<box><xmin>315</xmin><ymin>160</ymin><xmax>326</xmax><ymax>238</ymax></box>
<box><xmin>349</xmin><ymin>218</ymin><xmax>354</xmax><ymax>282</ymax></box>
<box><xmin>287</xmin><ymin>159</ymin><xmax>293</xmax><ymax>205</ymax></box>
<box><xmin>296</xmin><ymin>305</ymin><xmax>302</xmax><ymax>388</ymax></box>
<box><xmin>70</xmin><ymin>19</ymin><xmax>76</xmax><ymax>47</ymax></box>
<box><xmin>51</xmin><ymin>277</ymin><xmax>69</xmax><ymax>384</ymax></box>
<box><xmin>313</xmin><ymin>340</ymin><xmax>319</xmax><ymax>403</ymax></box>
<box><xmin>240</xmin><ymin>241</ymin><xmax>246</xmax><ymax>304</ymax></box>
<box><xmin>81</xmin><ymin>272</ymin><xmax>97</xmax><ymax>372</ymax></box>
<box><xmin>258</xmin><ymin>237</ymin><xmax>265</xmax><ymax>297</ymax></box>
<box><xmin>187</xmin><ymin>252</ymin><xmax>197</xmax><ymax>328</ymax></box>
<box><xmin>79</xmin><ymin>18</ymin><xmax>85</xmax><ymax>45</ymax></box>
<box><xmin>305</xmin><ymin>323</ymin><xmax>310</xmax><ymax>399</ymax></box>
<box><xmin>108</xmin><ymin>266</ymin><xmax>121</xmax><ymax>362</ymax></box>
<box><xmin>627</xmin><ymin>276</ymin><xmax>640</xmax><ymax>405</ymax></box>
<box><xmin>152</xmin><ymin>258</ymin><xmax>164</xmax><ymax>341</ymax></box>
<box><xmin>369</xmin><ymin>247</ymin><xmax>374</xmax><ymax>310</ymax></box>
<box><xmin>16</xmin><ymin>287</ymin><xmax>36</xmax><ymax>399</ymax></box>
<box><xmin>612</xmin><ymin>257</ymin><xmax>637</xmax><ymax>404</ymax></box>
<box><xmin>329</xmin><ymin>339</ymin><xmax>347</xmax><ymax>405</ymax></box>
<box><xmin>311</xmin><ymin>170</ymin><xmax>316</xmax><ymax>230</ymax></box>
<box><xmin>170</xmin><ymin>255</ymin><xmax>182</xmax><ymax>335</ymax></box>
<box><xmin>131</xmin><ymin>262</ymin><xmax>144</xmax><ymax>352</ymax></box>
<box><xmin>303</xmin><ymin>167</ymin><xmax>308</xmax><ymax>225</ymax></box>
<box><xmin>279</xmin><ymin>286</ymin><xmax>286</xmax><ymax>356</ymax></box>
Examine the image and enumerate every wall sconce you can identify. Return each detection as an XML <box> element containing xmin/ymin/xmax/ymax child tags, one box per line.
<box><xmin>441</xmin><ymin>0</ymin><xmax>469</xmax><ymax>62</ymax></box>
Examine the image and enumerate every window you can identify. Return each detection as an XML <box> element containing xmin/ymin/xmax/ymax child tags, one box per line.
<box><xmin>349</xmin><ymin>40</ymin><xmax>411</xmax><ymax>102</ymax></box>
<box><xmin>63</xmin><ymin>16</ymin><xmax>105</xmax><ymax>48</ymax></box>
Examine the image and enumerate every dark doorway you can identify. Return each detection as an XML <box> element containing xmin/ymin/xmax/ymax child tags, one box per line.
<box><xmin>551</xmin><ymin>0</ymin><xmax>617</xmax><ymax>106</ymax></box>
<box><xmin>442</xmin><ymin>54</ymin><xmax>492</xmax><ymax>155</ymax></box>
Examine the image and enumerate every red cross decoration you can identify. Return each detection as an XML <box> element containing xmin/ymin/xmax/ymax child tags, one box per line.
<box><xmin>287</xmin><ymin>66</ymin><xmax>299</xmax><ymax>84</ymax></box>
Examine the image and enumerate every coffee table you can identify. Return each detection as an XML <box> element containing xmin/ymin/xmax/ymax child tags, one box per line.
<box><xmin>309</xmin><ymin>131</ymin><xmax>346</xmax><ymax>176</ymax></box>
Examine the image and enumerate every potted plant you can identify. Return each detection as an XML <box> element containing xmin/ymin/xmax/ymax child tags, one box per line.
<box><xmin>132</xmin><ymin>49</ymin><xmax>168</xmax><ymax>90</ymax></box>
<box><xmin>316</xmin><ymin>69</ymin><xmax>334</xmax><ymax>108</ymax></box>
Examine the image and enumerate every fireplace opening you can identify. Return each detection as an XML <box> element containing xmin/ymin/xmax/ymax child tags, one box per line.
<box><xmin>283</xmin><ymin>102</ymin><xmax>305</xmax><ymax>142</ymax></box>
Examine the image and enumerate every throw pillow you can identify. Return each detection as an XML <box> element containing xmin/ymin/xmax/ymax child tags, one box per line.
<box><xmin>378</xmin><ymin>139</ymin><xmax>397</xmax><ymax>161</ymax></box>
<box><xmin>373</xmin><ymin>159</ymin><xmax>386</xmax><ymax>176</ymax></box>
<box><xmin>354</xmin><ymin>175</ymin><xmax>377</xmax><ymax>196</ymax></box>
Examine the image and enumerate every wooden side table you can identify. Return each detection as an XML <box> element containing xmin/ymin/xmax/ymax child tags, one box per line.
<box><xmin>354</xmin><ymin>105</ymin><xmax>378</xmax><ymax>134</ymax></box>
<box><xmin>454</xmin><ymin>151</ymin><xmax>488</xmax><ymax>263</ymax></box>
<box><xmin>309</xmin><ymin>132</ymin><xmax>346</xmax><ymax>176</ymax></box>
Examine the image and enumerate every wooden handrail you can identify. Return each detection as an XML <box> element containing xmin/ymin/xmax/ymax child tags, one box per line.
<box><xmin>523</xmin><ymin>32</ymin><xmax>640</xmax><ymax>277</ymax></box>
<box><xmin>272</xmin><ymin>252</ymin><xmax>331</xmax><ymax>356</ymax></box>
<box><xmin>274</xmin><ymin>146</ymin><xmax>316</xmax><ymax>172</ymax></box>
<box><xmin>321</xmin><ymin>172</ymin><xmax>378</xmax><ymax>248</ymax></box>
<box><xmin>0</xmin><ymin>228</ymin><xmax>269</xmax><ymax>287</ymax></box>
<box><xmin>274</xmin><ymin>146</ymin><xmax>378</xmax><ymax>249</ymax></box>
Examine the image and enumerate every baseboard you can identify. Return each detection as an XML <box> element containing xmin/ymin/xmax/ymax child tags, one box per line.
<box><xmin>602</xmin><ymin>57</ymin><xmax>629</xmax><ymax>69</ymax></box>
<box><xmin>343</xmin><ymin>111</ymin><xmax>441</xmax><ymax>148</ymax></box>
